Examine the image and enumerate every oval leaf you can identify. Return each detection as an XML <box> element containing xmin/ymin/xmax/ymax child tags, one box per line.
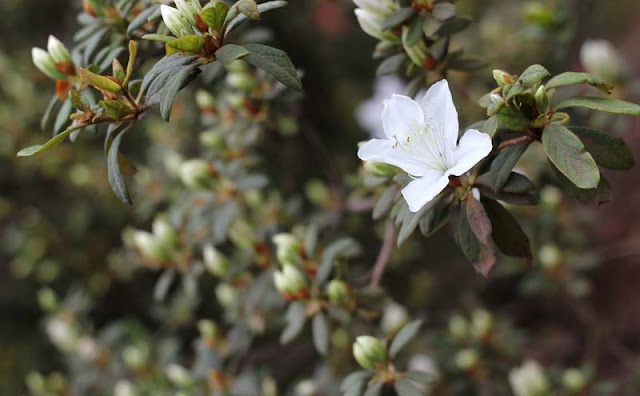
<box><xmin>389</xmin><ymin>319</ymin><xmax>422</xmax><ymax>358</ymax></box>
<box><xmin>554</xmin><ymin>96</ymin><xmax>640</xmax><ymax>115</ymax></box>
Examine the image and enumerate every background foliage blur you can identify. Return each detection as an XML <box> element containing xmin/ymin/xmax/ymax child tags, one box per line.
<box><xmin>2</xmin><ymin>0</ymin><xmax>640</xmax><ymax>394</ymax></box>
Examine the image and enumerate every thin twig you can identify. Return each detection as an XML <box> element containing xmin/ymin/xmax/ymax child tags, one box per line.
<box><xmin>369</xmin><ymin>220</ymin><xmax>396</xmax><ymax>288</ymax></box>
<box><xmin>497</xmin><ymin>135</ymin><xmax>533</xmax><ymax>150</ymax></box>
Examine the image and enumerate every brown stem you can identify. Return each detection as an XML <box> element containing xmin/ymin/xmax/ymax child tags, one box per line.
<box><xmin>497</xmin><ymin>135</ymin><xmax>533</xmax><ymax>150</ymax></box>
<box><xmin>369</xmin><ymin>220</ymin><xmax>396</xmax><ymax>288</ymax></box>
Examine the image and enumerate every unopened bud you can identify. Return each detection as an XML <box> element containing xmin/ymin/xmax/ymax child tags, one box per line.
<box><xmin>47</xmin><ymin>35</ymin><xmax>72</xmax><ymax>63</ymax></box>
<box><xmin>226</xmin><ymin>71</ymin><xmax>257</xmax><ymax>91</ymax></box>
<box><xmin>470</xmin><ymin>309</ymin><xmax>493</xmax><ymax>341</ymax></box>
<box><xmin>196</xmin><ymin>90</ymin><xmax>217</xmax><ymax>111</ymax></box>
<box><xmin>179</xmin><ymin>159</ymin><xmax>214</xmax><ymax>189</ymax></box>
<box><xmin>448</xmin><ymin>314</ymin><xmax>469</xmax><ymax>342</ymax></box>
<box><xmin>540</xmin><ymin>186</ymin><xmax>563</xmax><ymax>209</ymax></box>
<box><xmin>562</xmin><ymin>368</ymin><xmax>587</xmax><ymax>393</ymax></box>
<box><xmin>273</xmin><ymin>233</ymin><xmax>302</xmax><ymax>266</ymax></box>
<box><xmin>114</xmin><ymin>380</ymin><xmax>136</xmax><ymax>396</ymax></box>
<box><xmin>133</xmin><ymin>231</ymin><xmax>166</xmax><ymax>261</ymax></box>
<box><xmin>509</xmin><ymin>360</ymin><xmax>549</xmax><ymax>396</ymax></box>
<box><xmin>215</xmin><ymin>283</ymin><xmax>237</xmax><ymax>309</ymax></box>
<box><xmin>152</xmin><ymin>215</ymin><xmax>177</xmax><ymax>247</ymax></box>
<box><xmin>203</xmin><ymin>244</ymin><xmax>230</xmax><ymax>277</ymax></box>
<box><xmin>273</xmin><ymin>264</ymin><xmax>308</xmax><ymax>295</ymax></box>
<box><xmin>454</xmin><ymin>348</ymin><xmax>480</xmax><ymax>371</ymax></box>
<box><xmin>381</xmin><ymin>303</ymin><xmax>410</xmax><ymax>335</ymax></box>
<box><xmin>200</xmin><ymin>131</ymin><xmax>225</xmax><ymax>149</ymax></box>
<box><xmin>295</xmin><ymin>379</ymin><xmax>317</xmax><ymax>396</ymax></box>
<box><xmin>122</xmin><ymin>345</ymin><xmax>148</xmax><ymax>369</ymax></box>
<box><xmin>538</xmin><ymin>243</ymin><xmax>562</xmax><ymax>270</ymax></box>
<box><xmin>326</xmin><ymin>279</ymin><xmax>350</xmax><ymax>305</ymax></box>
<box><xmin>534</xmin><ymin>85</ymin><xmax>549</xmax><ymax>112</ymax></box>
<box><xmin>166</xmin><ymin>363</ymin><xmax>194</xmax><ymax>387</ymax></box>
<box><xmin>353</xmin><ymin>335</ymin><xmax>387</xmax><ymax>370</ymax></box>
<box><xmin>160</xmin><ymin>4</ymin><xmax>192</xmax><ymax>37</ymax></box>
<box><xmin>493</xmin><ymin>69</ymin><xmax>514</xmax><ymax>87</ymax></box>
<box><xmin>363</xmin><ymin>161</ymin><xmax>398</xmax><ymax>177</ymax></box>
<box><xmin>229</xmin><ymin>220</ymin><xmax>256</xmax><ymax>250</ymax></box>
<box><xmin>32</xmin><ymin>47</ymin><xmax>66</xmax><ymax>80</ymax></box>
<box><xmin>38</xmin><ymin>287</ymin><xmax>59</xmax><ymax>312</ymax></box>
<box><xmin>197</xmin><ymin>319</ymin><xmax>220</xmax><ymax>341</ymax></box>
<box><xmin>402</xmin><ymin>26</ymin><xmax>428</xmax><ymax>67</ymax></box>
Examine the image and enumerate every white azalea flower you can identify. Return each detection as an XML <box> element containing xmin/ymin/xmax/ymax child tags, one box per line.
<box><xmin>509</xmin><ymin>360</ymin><xmax>550</xmax><ymax>396</ymax></box>
<box><xmin>357</xmin><ymin>80</ymin><xmax>493</xmax><ymax>212</ymax></box>
<box><xmin>356</xmin><ymin>76</ymin><xmax>406</xmax><ymax>138</ymax></box>
<box><xmin>580</xmin><ymin>39</ymin><xmax>626</xmax><ymax>83</ymax></box>
<box><xmin>353</xmin><ymin>0</ymin><xmax>398</xmax><ymax>42</ymax></box>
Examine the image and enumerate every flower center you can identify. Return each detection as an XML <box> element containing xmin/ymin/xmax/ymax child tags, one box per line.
<box><xmin>391</xmin><ymin>120</ymin><xmax>453</xmax><ymax>173</ymax></box>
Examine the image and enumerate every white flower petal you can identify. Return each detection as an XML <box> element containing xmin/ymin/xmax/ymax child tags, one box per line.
<box><xmin>419</xmin><ymin>80</ymin><xmax>459</xmax><ymax>151</ymax></box>
<box><xmin>358</xmin><ymin>139</ymin><xmax>430</xmax><ymax>177</ymax></box>
<box><xmin>354</xmin><ymin>0</ymin><xmax>395</xmax><ymax>16</ymax></box>
<box><xmin>354</xmin><ymin>9</ymin><xmax>385</xmax><ymax>40</ymax></box>
<box><xmin>382</xmin><ymin>94</ymin><xmax>425</xmax><ymax>141</ymax></box>
<box><xmin>447</xmin><ymin>129</ymin><xmax>493</xmax><ymax>177</ymax></box>
<box><xmin>401</xmin><ymin>170</ymin><xmax>449</xmax><ymax>212</ymax></box>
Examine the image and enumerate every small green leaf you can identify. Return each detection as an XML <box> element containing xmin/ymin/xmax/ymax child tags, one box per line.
<box><xmin>405</xmin><ymin>370</ymin><xmax>433</xmax><ymax>384</ymax></box>
<box><xmin>496</xmin><ymin>107</ymin><xmax>530</xmax><ymax>131</ymax></box>
<box><xmin>78</xmin><ymin>67</ymin><xmax>122</xmax><ymax>93</ymax></box>
<box><xmin>481</xmin><ymin>198</ymin><xmax>531</xmax><ymax>259</ymax></box>
<box><xmin>224</xmin><ymin>0</ymin><xmax>288</xmax><ymax>34</ymax></box>
<box><xmin>554</xmin><ymin>96</ymin><xmax>640</xmax><ymax>115</ymax></box>
<box><xmin>165</xmin><ymin>35</ymin><xmax>205</xmax><ymax>56</ymax></box>
<box><xmin>141</xmin><ymin>33</ymin><xmax>175</xmax><ymax>43</ymax></box>
<box><xmin>280</xmin><ymin>301</ymin><xmax>307</xmax><ymax>344</ymax></box>
<box><xmin>382</xmin><ymin>8</ymin><xmax>415</xmax><ymax>30</ymax></box>
<box><xmin>99</xmin><ymin>100</ymin><xmax>134</xmax><ymax>121</ymax></box>
<box><xmin>546</xmin><ymin>72</ymin><xmax>613</xmax><ymax>94</ymax></box>
<box><xmin>69</xmin><ymin>89</ymin><xmax>90</xmax><ymax>111</ymax></box>
<box><xmin>340</xmin><ymin>371</ymin><xmax>372</xmax><ymax>395</ymax></box>
<box><xmin>128</xmin><ymin>4</ymin><xmax>161</xmax><ymax>34</ymax></box>
<box><xmin>17</xmin><ymin>125</ymin><xmax>84</xmax><ymax>157</ymax></box>
<box><xmin>41</xmin><ymin>96</ymin><xmax>62</xmax><ymax>132</ymax></box>
<box><xmin>376</xmin><ymin>53</ymin><xmax>406</xmax><ymax>76</ymax></box>
<box><xmin>312</xmin><ymin>312</ymin><xmax>329</xmax><ymax>355</ymax></box>
<box><xmin>490</xmin><ymin>140</ymin><xmax>531</xmax><ymax>191</ymax></box>
<box><xmin>124</xmin><ymin>40</ymin><xmax>137</xmax><ymax>87</ymax></box>
<box><xmin>107</xmin><ymin>125</ymin><xmax>133</xmax><ymax>205</ymax></box>
<box><xmin>507</xmin><ymin>64</ymin><xmax>550</xmax><ymax>100</ymax></box>
<box><xmin>434</xmin><ymin>17</ymin><xmax>471</xmax><ymax>36</ymax></box>
<box><xmin>389</xmin><ymin>319</ymin><xmax>422</xmax><ymax>358</ymax></box>
<box><xmin>317</xmin><ymin>238</ymin><xmax>361</xmax><ymax>286</ymax></box>
<box><xmin>480</xmin><ymin>116</ymin><xmax>499</xmax><ymax>137</ymax></box>
<box><xmin>200</xmin><ymin>3</ymin><xmax>229</xmax><ymax>31</ymax></box>
<box><xmin>159</xmin><ymin>64</ymin><xmax>201</xmax><ymax>121</ymax></box>
<box><xmin>542</xmin><ymin>124</ymin><xmax>600</xmax><ymax>189</ymax></box>
<box><xmin>373</xmin><ymin>185</ymin><xmax>399</xmax><ymax>220</ymax></box>
<box><xmin>363</xmin><ymin>382</ymin><xmax>384</xmax><ymax>396</ymax></box>
<box><xmin>394</xmin><ymin>378</ymin><xmax>424</xmax><ymax>396</ymax></box>
<box><xmin>569</xmin><ymin>126</ymin><xmax>634</xmax><ymax>170</ymax></box>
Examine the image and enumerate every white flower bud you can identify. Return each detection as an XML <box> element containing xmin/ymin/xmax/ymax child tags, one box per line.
<box><xmin>133</xmin><ymin>231</ymin><xmax>166</xmax><ymax>261</ymax></box>
<box><xmin>538</xmin><ymin>243</ymin><xmax>562</xmax><ymax>270</ymax></box>
<box><xmin>37</xmin><ymin>287</ymin><xmax>59</xmax><ymax>312</ymax></box>
<box><xmin>562</xmin><ymin>368</ymin><xmax>587</xmax><ymax>392</ymax></box>
<box><xmin>203</xmin><ymin>244</ymin><xmax>230</xmax><ymax>277</ymax></box>
<box><xmin>46</xmin><ymin>318</ymin><xmax>77</xmax><ymax>352</ymax></box>
<box><xmin>353</xmin><ymin>335</ymin><xmax>387</xmax><ymax>370</ymax></box>
<box><xmin>122</xmin><ymin>345</ymin><xmax>148</xmax><ymax>369</ymax></box>
<box><xmin>470</xmin><ymin>309</ymin><xmax>493</xmax><ymax>341</ymax></box>
<box><xmin>454</xmin><ymin>348</ymin><xmax>480</xmax><ymax>371</ymax></box>
<box><xmin>166</xmin><ymin>363</ymin><xmax>193</xmax><ymax>387</ymax></box>
<box><xmin>580</xmin><ymin>40</ymin><xmax>626</xmax><ymax>83</ymax></box>
<box><xmin>179</xmin><ymin>159</ymin><xmax>214</xmax><ymax>189</ymax></box>
<box><xmin>47</xmin><ymin>35</ymin><xmax>71</xmax><ymax>63</ymax></box>
<box><xmin>161</xmin><ymin>4</ymin><xmax>192</xmax><ymax>37</ymax></box>
<box><xmin>273</xmin><ymin>233</ymin><xmax>302</xmax><ymax>266</ymax></box>
<box><xmin>215</xmin><ymin>283</ymin><xmax>238</xmax><ymax>309</ymax></box>
<box><xmin>196</xmin><ymin>90</ymin><xmax>216</xmax><ymax>110</ymax></box>
<box><xmin>381</xmin><ymin>302</ymin><xmax>410</xmax><ymax>335</ymax></box>
<box><xmin>175</xmin><ymin>0</ymin><xmax>202</xmax><ymax>24</ymax></box>
<box><xmin>273</xmin><ymin>264</ymin><xmax>308</xmax><ymax>295</ymax></box>
<box><xmin>509</xmin><ymin>360</ymin><xmax>550</xmax><ymax>396</ymax></box>
<box><xmin>114</xmin><ymin>380</ymin><xmax>136</xmax><ymax>396</ymax></box>
<box><xmin>294</xmin><ymin>379</ymin><xmax>317</xmax><ymax>396</ymax></box>
<box><xmin>32</xmin><ymin>47</ymin><xmax>66</xmax><ymax>80</ymax></box>
<box><xmin>448</xmin><ymin>314</ymin><xmax>469</xmax><ymax>342</ymax></box>
<box><xmin>152</xmin><ymin>216</ymin><xmax>177</xmax><ymax>247</ymax></box>
<box><xmin>326</xmin><ymin>279</ymin><xmax>349</xmax><ymax>305</ymax></box>
<box><xmin>402</xmin><ymin>26</ymin><xmax>428</xmax><ymax>67</ymax></box>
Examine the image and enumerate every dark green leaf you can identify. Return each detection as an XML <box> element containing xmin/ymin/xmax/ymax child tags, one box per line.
<box><xmin>340</xmin><ymin>371</ymin><xmax>372</xmax><ymax>394</ymax></box>
<box><xmin>373</xmin><ymin>186</ymin><xmax>399</xmax><ymax>220</ymax></box>
<box><xmin>550</xmin><ymin>162</ymin><xmax>611</xmax><ymax>205</ymax></box>
<box><xmin>487</xmin><ymin>139</ymin><xmax>530</xmax><ymax>191</ymax></box>
<box><xmin>554</xmin><ymin>96</ymin><xmax>640</xmax><ymax>115</ymax></box>
<box><xmin>542</xmin><ymin>124</ymin><xmax>600</xmax><ymax>189</ymax></box>
<box><xmin>242</xmin><ymin>43</ymin><xmax>302</xmax><ymax>91</ymax></box>
<box><xmin>363</xmin><ymin>382</ymin><xmax>383</xmax><ymax>396</ymax></box>
<box><xmin>382</xmin><ymin>8</ymin><xmax>415</xmax><ymax>30</ymax></box>
<box><xmin>312</xmin><ymin>312</ymin><xmax>329</xmax><ymax>355</ymax></box>
<box><xmin>215</xmin><ymin>44</ymin><xmax>251</xmax><ymax>64</ymax></box>
<box><xmin>569</xmin><ymin>126</ymin><xmax>635</xmax><ymax>170</ymax></box>
<box><xmin>107</xmin><ymin>125</ymin><xmax>133</xmax><ymax>205</ymax></box>
<box><xmin>546</xmin><ymin>72</ymin><xmax>613</xmax><ymax>94</ymax></box>
<box><xmin>434</xmin><ymin>17</ymin><xmax>471</xmax><ymax>36</ymax></box>
<box><xmin>376</xmin><ymin>53</ymin><xmax>407</xmax><ymax>76</ymax></box>
<box><xmin>17</xmin><ymin>125</ymin><xmax>84</xmax><ymax>157</ymax></box>
<box><xmin>481</xmin><ymin>198</ymin><xmax>531</xmax><ymax>259</ymax></box>
<box><xmin>127</xmin><ymin>4</ymin><xmax>161</xmax><ymax>33</ymax></box>
<box><xmin>480</xmin><ymin>116</ymin><xmax>499</xmax><ymax>137</ymax></box>
<box><xmin>496</xmin><ymin>107</ymin><xmax>530</xmax><ymax>131</ymax></box>
<box><xmin>53</xmin><ymin>98</ymin><xmax>73</xmax><ymax>135</ymax></box>
<box><xmin>453</xmin><ymin>205</ymin><xmax>496</xmax><ymax>276</ymax></box>
<box><xmin>280</xmin><ymin>301</ymin><xmax>307</xmax><ymax>344</ymax></box>
<box><xmin>394</xmin><ymin>378</ymin><xmax>423</xmax><ymax>396</ymax></box>
<box><xmin>466</xmin><ymin>197</ymin><xmax>492</xmax><ymax>245</ymax></box>
<box><xmin>159</xmin><ymin>64</ymin><xmax>201</xmax><ymax>121</ymax></box>
<box><xmin>41</xmin><ymin>96</ymin><xmax>62</xmax><ymax>132</ymax></box>
<box><xmin>317</xmin><ymin>238</ymin><xmax>361</xmax><ymax>285</ymax></box>
<box><xmin>405</xmin><ymin>17</ymin><xmax>423</xmax><ymax>46</ymax></box>
<box><xmin>389</xmin><ymin>319</ymin><xmax>422</xmax><ymax>358</ymax></box>
<box><xmin>506</xmin><ymin>64</ymin><xmax>550</xmax><ymax>100</ymax></box>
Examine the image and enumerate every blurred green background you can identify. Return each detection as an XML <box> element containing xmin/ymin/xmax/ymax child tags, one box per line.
<box><xmin>2</xmin><ymin>0</ymin><xmax>640</xmax><ymax>394</ymax></box>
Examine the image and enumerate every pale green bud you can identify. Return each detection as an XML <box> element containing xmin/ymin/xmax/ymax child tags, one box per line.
<box><xmin>229</xmin><ymin>220</ymin><xmax>256</xmax><ymax>250</ymax></box>
<box><xmin>448</xmin><ymin>314</ymin><xmax>469</xmax><ymax>342</ymax></box>
<box><xmin>26</xmin><ymin>371</ymin><xmax>46</xmax><ymax>393</ymax></box>
<box><xmin>294</xmin><ymin>379</ymin><xmax>317</xmax><ymax>396</ymax></box>
<box><xmin>160</xmin><ymin>4</ymin><xmax>192</xmax><ymax>37</ymax></box>
<box><xmin>326</xmin><ymin>279</ymin><xmax>349</xmax><ymax>305</ymax></box>
<box><xmin>493</xmin><ymin>69</ymin><xmax>514</xmax><ymax>87</ymax></box>
<box><xmin>203</xmin><ymin>244</ymin><xmax>230</xmax><ymax>277</ymax></box>
<box><xmin>47</xmin><ymin>35</ymin><xmax>71</xmax><ymax>63</ymax></box>
<box><xmin>133</xmin><ymin>231</ymin><xmax>166</xmax><ymax>261</ymax></box>
<box><xmin>226</xmin><ymin>71</ymin><xmax>257</xmax><ymax>91</ymax></box>
<box><xmin>273</xmin><ymin>264</ymin><xmax>308</xmax><ymax>295</ymax></box>
<box><xmin>179</xmin><ymin>159</ymin><xmax>214</xmax><ymax>190</ymax></box>
<box><xmin>509</xmin><ymin>360</ymin><xmax>550</xmax><ymax>396</ymax></box>
<box><xmin>215</xmin><ymin>283</ymin><xmax>237</xmax><ymax>309</ymax></box>
<box><xmin>114</xmin><ymin>380</ymin><xmax>137</xmax><ymax>396</ymax></box>
<box><xmin>540</xmin><ymin>186</ymin><xmax>563</xmax><ymax>209</ymax></box>
<box><xmin>305</xmin><ymin>179</ymin><xmax>331</xmax><ymax>207</ymax></box>
<box><xmin>381</xmin><ymin>303</ymin><xmax>410</xmax><ymax>335</ymax></box>
<box><xmin>261</xmin><ymin>376</ymin><xmax>278</xmax><ymax>396</ymax></box>
<box><xmin>46</xmin><ymin>317</ymin><xmax>77</xmax><ymax>352</ymax></box>
<box><xmin>562</xmin><ymin>368</ymin><xmax>587</xmax><ymax>392</ymax></box>
<box><xmin>200</xmin><ymin>131</ymin><xmax>226</xmax><ymax>150</ymax></box>
<box><xmin>152</xmin><ymin>215</ymin><xmax>177</xmax><ymax>247</ymax></box>
<box><xmin>38</xmin><ymin>287</ymin><xmax>59</xmax><ymax>313</ymax></box>
<box><xmin>402</xmin><ymin>26</ymin><xmax>428</xmax><ymax>67</ymax></box>
<box><xmin>197</xmin><ymin>319</ymin><xmax>220</xmax><ymax>340</ymax></box>
<box><xmin>196</xmin><ymin>90</ymin><xmax>217</xmax><ymax>110</ymax></box>
<box><xmin>32</xmin><ymin>47</ymin><xmax>66</xmax><ymax>80</ymax></box>
<box><xmin>166</xmin><ymin>363</ymin><xmax>194</xmax><ymax>387</ymax></box>
<box><xmin>363</xmin><ymin>161</ymin><xmax>398</xmax><ymax>177</ymax></box>
<box><xmin>454</xmin><ymin>348</ymin><xmax>480</xmax><ymax>371</ymax></box>
<box><xmin>470</xmin><ymin>309</ymin><xmax>493</xmax><ymax>341</ymax></box>
<box><xmin>273</xmin><ymin>233</ymin><xmax>302</xmax><ymax>266</ymax></box>
<box><xmin>534</xmin><ymin>85</ymin><xmax>549</xmax><ymax>112</ymax></box>
<box><xmin>122</xmin><ymin>345</ymin><xmax>148</xmax><ymax>369</ymax></box>
<box><xmin>538</xmin><ymin>243</ymin><xmax>562</xmax><ymax>270</ymax></box>
<box><xmin>175</xmin><ymin>0</ymin><xmax>202</xmax><ymax>24</ymax></box>
<box><xmin>353</xmin><ymin>335</ymin><xmax>387</xmax><ymax>370</ymax></box>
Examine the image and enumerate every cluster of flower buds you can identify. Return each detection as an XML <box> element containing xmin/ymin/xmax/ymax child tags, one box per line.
<box><xmin>509</xmin><ymin>360</ymin><xmax>550</xmax><ymax>396</ymax></box>
<box><xmin>353</xmin><ymin>0</ymin><xmax>400</xmax><ymax>43</ymax></box>
<box><xmin>161</xmin><ymin>0</ymin><xmax>203</xmax><ymax>37</ymax></box>
<box><xmin>352</xmin><ymin>335</ymin><xmax>387</xmax><ymax>370</ymax></box>
<box><xmin>31</xmin><ymin>36</ymin><xmax>74</xmax><ymax>81</ymax></box>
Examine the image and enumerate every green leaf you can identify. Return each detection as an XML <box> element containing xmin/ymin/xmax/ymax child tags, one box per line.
<box><xmin>165</xmin><ymin>35</ymin><xmax>205</xmax><ymax>56</ymax></box>
<box><xmin>54</xmin><ymin>99</ymin><xmax>73</xmax><ymax>135</ymax></box>
<box><xmin>554</xmin><ymin>96</ymin><xmax>640</xmax><ymax>115</ymax></box>
<box><xmin>201</xmin><ymin>3</ymin><xmax>229</xmax><ymax>31</ymax></box>
<box><xmin>389</xmin><ymin>319</ymin><xmax>422</xmax><ymax>358</ymax></box>
<box><xmin>373</xmin><ymin>185</ymin><xmax>399</xmax><ymax>220</ymax></box>
<box><xmin>280</xmin><ymin>301</ymin><xmax>307</xmax><ymax>344</ymax></box>
<box><xmin>394</xmin><ymin>378</ymin><xmax>424</xmax><ymax>396</ymax></box>
<box><xmin>546</xmin><ymin>72</ymin><xmax>613</xmax><ymax>94</ymax></box>
<box><xmin>127</xmin><ymin>4</ymin><xmax>161</xmax><ymax>34</ymax></box>
<box><xmin>124</xmin><ymin>40</ymin><xmax>137</xmax><ymax>87</ymax></box>
<box><xmin>376</xmin><ymin>53</ymin><xmax>406</xmax><ymax>76</ymax></box>
<box><xmin>317</xmin><ymin>238</ymin><xmax>361</xmax><ymax>286</ymax></box>
<box><xmin>480</xmin><ymin>116</ymin><xmax>499</xmax><ymax>137</ymax></box>
<box><xmin>107</xmin><ymin>125</ymin><xmax>133</xmax><ymax>205</ymax></box>
<box><xmin>78</xmin><ymin>67</ymin><xmax>122</xmax><ymax>93</ymax></box>
<box><xmin>99</xmin><ymin>100</ymin><xmax>134</xmax><ymax>121</ymax></box>
<box><xmin>159</xmin><ymin>64</ymin><xmax>201</xmax><ymax>121</ymax></box>
<box><xmin>41</xmin><ymin>96</ymin><xmax>62</xmax><ymax>132</ymax></box>
<box><xmin>141</xmin><ymin>33</ymin><xmax>175</xmax><ymax>43</ymax></box>
<box><xmin>225</xmin><ymin>1</ymin><xmax>288</xmax><ymax>34</ymax></box>
<box><xmin>405</xmin><ymin>371</ymin><xmax>433</xmax><ymax>384</ymax></box>
<box><xmin>481</xmin><ymin>198</ymin><xmax>531</xmax><ymax>259</ymax></box>
<box><xmin>240</xmin><ymin>43</ymin><xmax>302</xmax><ymax>91</ymax></box>
<box><xmin>569</xmin><ymin>126</ymin><xmax>634</xmax><ymax>170</ymax></box>
<box><xmin>542</xmin><ymin>123</ymin><xmax>600</xmax><ymax>189</ymax></box>
<box><xmin>340</xmin><ymin>371</ymin><xmax>372</xmax><ymax>395</ymax></box>
<box><xmin>496</xmin><ymin>107</ymin><xmax>530</xmax><ymax>131</ymax></box>
<box><xmin>506</xmin><ymin>64</ymin><xmax>550</xmax><ymax>100</ymax></box>
<box><xmin>488</xmin><ymin>139</ymin><xmax>531</xmax><ymax>191</ymax></box>
<box><xmin>382</xmin><ymin>8</ymin><xmax>415</xmax><ymax>30</ymax></box>
<box><xmin>312</xmin><ymin>312</ymin><xmax>329</xmax><ymax>355</ymax></box>
<box><xmin>363</xmin><ymin>382</ymin><xmax>384</xmax><ymax>396</ymax></box>
<box><xmin>17</xmin><ymin>125</ymin><xmax>84</xmax><ymax>157</ymax></box>
<box><xmin>215</xmin><ymin>44</ymin><xmax>250</xmax><ymax>64</ymax></box>
<box><xmin>434</xmin><ymin>17</ymin><xmax>471</xmax><ymax>36</ymax></box>
<box><xmin>453</xmin><ymin>205</ymin><xmax>496</xmax><ymax>276</ymax></box>
<box><xmin>69</xmin><ymin>89</ymin><xmax>90</xmax><ymax>112</ymax></box>
<box><xmin>550</xmin><ymin>162</ymin><xmax>611</xmax><ymax>205</ymax></box>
